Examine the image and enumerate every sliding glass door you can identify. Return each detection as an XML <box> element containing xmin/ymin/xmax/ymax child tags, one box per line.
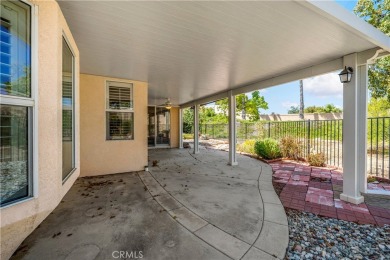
<box><xmin>148</xmin><ymin>106</ymin><xmax>170</xmax><ymax>147</ymax></box>
<box><xmin>156</xmin><ymin>107</ymin><xmax>170</xmax><ymax>145</ymax></box>
<box><xmin>148</xmin><ymin>106</ymin><xmax>156</xmax><ymax>147</ymax></box>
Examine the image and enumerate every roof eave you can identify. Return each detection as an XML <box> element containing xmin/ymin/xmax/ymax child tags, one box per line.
<box><xmin>298</xmin><ymin>0</ymin><xmax>390</xmax><ymax>52</ymax></box>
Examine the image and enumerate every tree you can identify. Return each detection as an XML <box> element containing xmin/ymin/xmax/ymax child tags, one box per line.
<box><xmin>236</xmin><ymin>94</ymin><xmax>249</xmax><ymax>120</ymax></box>
<box><xmin>304</xmin><ymin>104</ymin><xmax>342</xmax><ymax>113</ymax></box>
<box><xmin>321</xmin><ymin>104</ymin><xmax>342</xmax><ymax>113</ymax></box>
<box><xmin>288</xmin><ymin>106</ymin><xmax>300</xmax><ymax>114</ymax></box>
<box><xmin>299</xmin><ymin>80</ymin><xmax>304</xmax><ymax>119</ymax></box>
<box><xmin>245</xmin><ymin>90</ymin><xmax>268</xmax><ymax>120</ymax></box>
<box><xmin>215</xmin><ymin>98</ymin><xmax>228</xmax><ymax>116</ymax></box>
<box><xmin>368</xmin><ymin>97</ymin><xmax>390</xmax><ymax>117</ymax></box>
<box><xmin>354</xmin><ymin>0</ymin><xmax>390</xmax><ymax>102</ymax></box>
<box><xmin>199</xmin><ymin>106</ymin><xmax>219</xmax><ymax>124</ymax></box>
<box><xmin>183</xmin><ymin>108</ymin><xmax>193</xmax><ymax>133</ymax></box>
<box><xmin>215</xmin><ymin>91</ymin><xmax>268</xmax><ymax>121</ymax></box>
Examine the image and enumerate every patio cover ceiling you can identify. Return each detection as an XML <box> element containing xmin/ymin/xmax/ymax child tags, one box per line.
<box><xmin>58</xmin><ymin>1</ymin><xmax>390</xmax><ymax>106</ymax></box>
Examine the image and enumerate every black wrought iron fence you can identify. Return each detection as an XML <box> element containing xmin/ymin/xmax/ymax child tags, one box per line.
<box><xmin>199</xmin><ymin>117</ymin><xmax>390</xmax><ymax>179</ymax></box>
<box><xmin>367</xmin><ymin>117</ymin><xmax>390</xmax><ymax>178</ymax></box>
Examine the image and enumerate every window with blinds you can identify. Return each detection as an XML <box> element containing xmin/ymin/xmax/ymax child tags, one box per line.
<box><xmin>106</xmin><ymin>81</ymin><xmax>134</xmax><ymax>140</ymax></box>
<box><xmin>107</xmin><ymin>84</ymin><xmax>133</xmax><ymax>111</ymax></box>
<box><xmin>1</xmin><ymin>0</ymin><xmax>32</xmax><ymax>206</ymax></box>
<box><xmin>62</xmin><ymin>38</ymin><xmax>75</xmax><ymax>180</ymax></box>
<box><xmin>62</xmin><ymin>81</ymin><xmax>73</xmax><ymax>140</ymax></box>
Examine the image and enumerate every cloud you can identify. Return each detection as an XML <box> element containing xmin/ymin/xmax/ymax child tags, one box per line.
<box><xmin>303</xmin><ymin>73</ymin><xmax>343</xmax><ymax>99</ymax></box>
<box><xmin>282</xmin><ymin>101</ymin><xmax>298</xmax><ymax>109</ymax></box>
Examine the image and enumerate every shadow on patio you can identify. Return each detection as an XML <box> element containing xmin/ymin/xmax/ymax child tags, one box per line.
<box><xmin>11</xmin><ymin>148</ymin><xmax>288</xmax><ymax>260</ymax></box>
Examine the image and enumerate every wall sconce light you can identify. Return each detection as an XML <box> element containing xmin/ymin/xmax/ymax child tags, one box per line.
<box><xmin>165</xmin><ymin>98</ymin><xmax>172</xmax><ymax>110</ymax></box>
<box><xmin>338</xmin><ymin>66</ymin><xmax>353</xmax><ymax>83</ymax></box>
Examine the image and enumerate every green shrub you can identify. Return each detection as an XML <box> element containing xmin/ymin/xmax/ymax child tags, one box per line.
<box><xmin>280</xmin><ymin>136</ymin><xmax>301</xmax><ymax>160</ymax></box>
<box><xmin>307</xmin><ymin>153</ymin><xmax>326</xmax><ymax>167</ymax></box>
<box><xmin>367</xmin><ymin>175</ymin><xmax>377</xmax><ymax>183</ymax></box>
<box><xmin>254</xmin><ymin>138</ymin><xmax>281</xmax><ymax>159</ymax></box>
<box><xmin>237</xmin><ymin>139</ymin><xmax>256</xmax><ymax>154</ymax></box>
<box><xmin>183</xmin><ymin>133</ymin><xmax>193</xmax><ymax>139</ymax></box>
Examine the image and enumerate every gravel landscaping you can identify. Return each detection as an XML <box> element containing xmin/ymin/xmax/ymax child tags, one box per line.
<box><xmin>285</xmin><ymin>208</ymin><xmax>390</xmax><ymax>260</ymax></box>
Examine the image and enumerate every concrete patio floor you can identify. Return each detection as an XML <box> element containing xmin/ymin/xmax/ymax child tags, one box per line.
<box><xmin>11</xmin><ymin>148</ymin><xmax>288</xmax><ymax>260</ymax></box>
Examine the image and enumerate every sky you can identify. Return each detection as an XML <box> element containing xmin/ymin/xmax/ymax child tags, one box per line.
<box><xmin>236</xmin><ymin>0</ymin><xmax>358</xmax><ymax>115</ymax></box>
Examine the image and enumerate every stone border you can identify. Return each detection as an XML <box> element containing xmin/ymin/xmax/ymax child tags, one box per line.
<box><xmin>138</xmin><ymin>152</ymin><xmax>289</xmax><ymax>260</ymax></box>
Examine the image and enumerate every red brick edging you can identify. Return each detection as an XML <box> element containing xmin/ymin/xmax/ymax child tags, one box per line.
<box><xmin>270</xmin><ymin>161</ymin><xmax>390</xmax><ymax>226</ymax></box>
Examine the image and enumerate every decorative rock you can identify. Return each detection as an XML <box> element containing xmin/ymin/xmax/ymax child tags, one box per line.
<box><xmin>293</xmin><ymin>244</ymin><xmax>302</xmax><ymax>252</ymax></box>
<box><xmin>285</xmin><ymin>209</ymin><xmax>390</xmax><ymax>259</ymax></box>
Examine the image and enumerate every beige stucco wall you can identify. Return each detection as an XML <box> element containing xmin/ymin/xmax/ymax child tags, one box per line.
<box><xmin>170</xmin><ymin>107</ymin><xmax>180</xmax><ymax>148</ymax></box>
<box><xmin>80</xmin><ymin>74</ymin><xmax>148</xmax><ymax>176</ymax></box>
<box><xmin>0</xmin><ymin>1</ymin><xmax>80</xmax><ymax>259</ymax></box>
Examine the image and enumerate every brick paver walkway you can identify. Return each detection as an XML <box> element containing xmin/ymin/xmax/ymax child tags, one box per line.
<box><xmin>271</xmin><ymin>161</ymin><xmax>390</xmax><ymax>226</ymax></box>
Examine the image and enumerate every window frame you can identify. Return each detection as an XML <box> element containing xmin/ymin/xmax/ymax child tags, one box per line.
<box><xmin>61</xmin><ymin>34</ymin><xmax>76</xmax><ymax>184</ymax></box>
<box><xmin>0</xmin><ymin>0</ymin><xmax>38</xmax><ymax>208</ymax></box>
<box><xmin>105</xmin><ymin>81</ymin><xmax>134</xmax><ymax>141</ymax></box>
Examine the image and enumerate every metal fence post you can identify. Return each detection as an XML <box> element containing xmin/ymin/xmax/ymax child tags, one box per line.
<box><xmin>307</xmin><ymin>119</ymin><xmax>311</xmax><ymax>157</ymax></box>
<box><xmin>212</xmin><ymin>124</ymin><xmax>215</xmax><ymax>139</ymax></box>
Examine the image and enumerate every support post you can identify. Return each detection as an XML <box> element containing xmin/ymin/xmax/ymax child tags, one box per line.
<box><xmin>268</xmin><ymin>122</ymin><xmax>271</xmax><ymax>138</ymax></box>
<box><xmin>340</xmin><ymin>53</ymin><xmax>366</xmax><ymax>204</ymax></box>
<box><xmin>307</xmin><ymin>119</ymin><xmax>311</xmax><ymax>157</ymax></box>
<box><xmin>228</xmin><ymin>90</ymin><xmax>238</xmax><ymax>165</ymax></box>
<box><xmin>193</xmin><ymin>104</ymin><xmax>199</xmax><ymax>154</ymax></box>
<box><xmin>179</xmin><ymin>108</ymin><xmax>183</xmax><ymax>149</ymax></box>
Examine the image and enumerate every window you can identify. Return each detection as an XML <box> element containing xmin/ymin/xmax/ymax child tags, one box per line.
<box><xmin>62</xmin><ymin>38</ymin><xmax>75</xmax><ymax>181</ymax></box>
<box><xmin>1</xmin><ymin>0</ymin><xmax>33</xmax><ymax>206</ymax></box>
<box><xmin>106</xmin><ymin>81</ymin><xmax>134</xmax><ymax>140</ymax></box>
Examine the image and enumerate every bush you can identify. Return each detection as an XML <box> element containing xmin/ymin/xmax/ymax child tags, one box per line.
<box><xmin>280</xmin><ymin>136</ymin><xmax>301</xmax><ymax>160</ymax></box>
<box><xmin>367</xmin><ymin>175</ymin><xmax>377</xmax><ymax>183</ymax></box>
<box><xmin>254</xmin><ymin>138</ymin><xmax>282</xmax><ymax>159</ymax></box>
<box><xmin>307</xmin><ymin>153</ymin><xmax>326</xmax><ymax>167</ymax></box>
<box><xmin>237</xmin><ymin>139</ymin><xmax>256</xmax><ymax>154</ymax></box>
<box><xmin>183</xmin><ymin>133</ymin><xmax>193</xmax><ymax>139</ymax></box>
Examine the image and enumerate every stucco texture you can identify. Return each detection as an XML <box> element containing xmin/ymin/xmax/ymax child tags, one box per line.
<box><xmin>0</xmin><ymin>1</ymin><xmax>80</xmax><ymax>259</ymax></box>
<box><xmin>80</xmin><ymin>74</ymin><xmax>148</xmax><ymax>177</ymax></box>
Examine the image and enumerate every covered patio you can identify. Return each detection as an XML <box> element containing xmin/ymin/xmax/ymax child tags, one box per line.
<box><xmin>11</xmin><ymin>148</ymin><xmax>287</xmax><ymax>260</ymax></box>
<box><xmin>2</xmin><ymin>1</ymin><xmax>390</xmax><ymax>259</ymax></box>
<box><xmin>59</xmin><ymin>0</ymin><xmax>390</xmax><ymax>202</ymax></box>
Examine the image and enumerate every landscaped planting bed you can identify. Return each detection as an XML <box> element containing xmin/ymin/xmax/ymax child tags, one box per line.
<box><xmin>285</xmin><ymin>209</ymin><xmax>389</xmax><ymax>259</ymax></box>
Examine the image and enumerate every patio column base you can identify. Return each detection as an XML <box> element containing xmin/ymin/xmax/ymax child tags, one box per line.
<box><xmin>228</xmin><ymin>162</ymin><xmax>238</xmax><ymax>166</ymax></box>
<box><xmin>340</xmin><ymin>193</ymin><xmax>364</xmax><ymax>205</ymax></box>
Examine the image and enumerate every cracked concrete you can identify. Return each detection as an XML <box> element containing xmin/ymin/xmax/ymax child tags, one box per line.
<box><xmin>11</xmin><ymin>148</ymin><xmax>288</xmax><ymax>260</ymax></box>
